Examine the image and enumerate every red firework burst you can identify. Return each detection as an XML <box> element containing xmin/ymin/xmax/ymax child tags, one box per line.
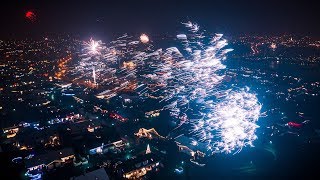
<box><xmin>25</xmin><ymin>11</ymin><xmax>36</xmax><ymax>22</ymax></box>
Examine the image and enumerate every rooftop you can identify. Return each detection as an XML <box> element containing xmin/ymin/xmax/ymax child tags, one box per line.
<box><xmin>25</xmin><ymin>148</ymin><xmax>74</xmax><ymax>168</ymax></box>
<box><xmin>116</xmin><ymin>153</ymin><xmax>161</xmax><ymax>173</ymax></box>
<box><xmin>71</xmin><ymin>168</ymin><xmax>109</xmax><ymax>180</ymax></box>
<box><xmin>175</xmin><ymin>135</ymin><xmax>208</xmax><ymax>153</ymax></box>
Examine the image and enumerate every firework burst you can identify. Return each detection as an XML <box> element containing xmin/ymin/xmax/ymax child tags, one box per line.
<box><xmin>143</xmin><ymin>22</ymin><xmax>261</xmax><ymax>155</ymax></box>
<box><xmin>190</xmin><ymin>88</ymin><xmax>261</xmax><ymax>154</ymax></box>
<box><xmin>71</xmin><ymin>22</ymin><xmax>262</xmax><ymax>155</ymax></box>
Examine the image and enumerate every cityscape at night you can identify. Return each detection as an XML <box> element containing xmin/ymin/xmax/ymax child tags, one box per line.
<box><xmin>1</xmin><ymin>0</ymin><xmax>320</xmax><ymax>179</ymax></box>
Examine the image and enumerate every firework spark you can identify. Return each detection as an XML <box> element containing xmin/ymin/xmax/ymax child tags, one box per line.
<box><xmin>25</xmin><ymin>11</ymin><xmax>36</xmax><ymax>22</ymax></box>
<box><xmin>140</xmin><ymin>34</ymin><xmax>150</xmax><ymax>43</ymax></box>
<box><xmin>142</xmin><ymin>22</ymin><xmax>261</xmax><ymax>155</ymax></box>
<box><xmin>83</xmin><ymin>38</ymin><xmax>105</xmax><ymax>55</ymax></box>
<box><xmin>70</xmin><ymin>22</ymin><xmax>262</xmax><ymax>155</ymax></box>
<box><xmin>190</xmin><ymin>88</ymin><xmax>261</xmax><ymax>154</ymax></box>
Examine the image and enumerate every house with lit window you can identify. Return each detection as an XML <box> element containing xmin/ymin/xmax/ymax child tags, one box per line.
<box><xmin>3</xmin><ymin>126</ymin><xmax>20</xmax><ymax>138</ymax></box>
<box><xmin>88</xmin><ymin>139</ymin><xmax>128</xmax><ymax>155</ymax></box>
<box><xmin>175</xmin><ymin>135</ymin><xmax>206</xmax><ymax>159</ymax></box>
<box><xmin>24</xmin><ymin>148</ymin><xmax>75</xmax><ymax>178</ymax></box>
<box><xmin>114</xmin><ymin>153</ymin><xmax>162</xmax><ymax>179</ymax></box>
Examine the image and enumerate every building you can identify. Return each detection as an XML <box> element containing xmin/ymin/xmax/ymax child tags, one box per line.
<box><xmin>174</xmin><ymin>135</ymin><xmax>206</xmax><ymax>159</ymax></box>
<box><xmin>24</xmin><ymin>148</ymin><xmax>75</xmax><ymax>178</ymax></box>
<box><xmin>114</xmin><ymin>153</ymin><xmax>161</xmax><ymax>179</ymax></box>
<box><xmin>44</xmin><ymin>135</ymin><xmax>61</xmax><ymax>147</ymax></box>
<box><xmin>3</xmin><ymin>126</ymin><xmax>19</xmax><ymax>138</ymax></box>
<box><xmin>71</xmin><ymin>168</ymin><xmax>109</xmax><ymax>180</ymax></box>
<box><xmin>67</xmin><ymin>118</ymin><xmax>102</xmax><ymax>136</ymax></box>
<box><xmin>144</xmin><ymin>109</ymin><xmax>161</xmax><ymax>118</ymax></box>
<box><xmin>88</xmin><ymin>139</ymin><xmax>128</xmax><ymax>155</ymax></box>
<box><xmin>134</xmin><ymin>128</ymin><xmax>165</xmax><ymax>139</ymax></box>
<box><xmin>13</xmin><ymin>126</ymin><xmax>60</xmax><ymax>150</ymax></box>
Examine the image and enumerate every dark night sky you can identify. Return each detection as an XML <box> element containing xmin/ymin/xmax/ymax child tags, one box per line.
<box><xmin>1</xmin><ymin>0</ymin><xmax>319</xmax><ymax>38</ymax></box>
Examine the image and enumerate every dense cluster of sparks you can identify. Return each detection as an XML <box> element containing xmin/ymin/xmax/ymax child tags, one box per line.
<box><xmin>190</xmin><ymin>88</ymin><xmax>261</xmax><ymax>154</ymax></box>
<box><xmin>83</xmin><ymin>38</ymin><xmax>105</xmax><ymax>56</ymax></box>
<box><xmin>75</xmin><ymin>22</ymin><xmax>262</xmax><ymax>155</ymax></box>
<box><xmin>140</xmin><ymin>34</ymin><xmax>149</xmax><ymax>43</ymax></box>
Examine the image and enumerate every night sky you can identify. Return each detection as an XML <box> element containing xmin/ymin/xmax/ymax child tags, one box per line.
<box><xmin>1</xmin><ymin>0</ymin><xmax>319</xmax><ymax>38</ymax></box>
